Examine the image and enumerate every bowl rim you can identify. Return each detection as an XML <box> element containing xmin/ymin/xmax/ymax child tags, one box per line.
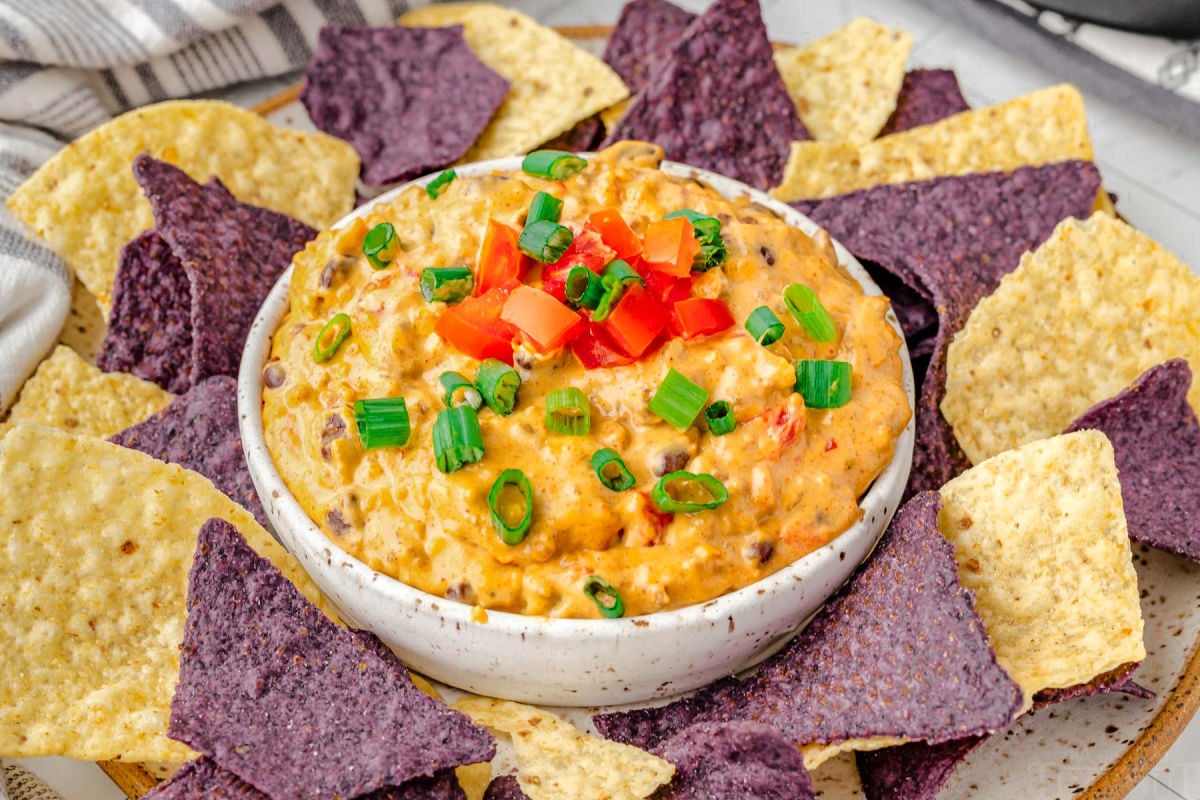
<box><xmin>238</xmin><ymin>152</ymin><xmax>916</xmax><ymax>639</ymax></box>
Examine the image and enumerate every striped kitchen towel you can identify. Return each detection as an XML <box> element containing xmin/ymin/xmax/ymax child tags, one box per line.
<box><xmin>0</xmin><ymin>0</ymin><xmax>418</xmax><ymax>413</ymax></box>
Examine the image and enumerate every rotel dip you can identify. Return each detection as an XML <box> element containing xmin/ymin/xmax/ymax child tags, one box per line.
<box><xmin>262</xmin><ymin>142</ymin><xmax>911</xmax><ymax>619</ymax></box>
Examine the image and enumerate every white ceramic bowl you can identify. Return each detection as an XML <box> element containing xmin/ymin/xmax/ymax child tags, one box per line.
<box><xmin>238</xmin><ymin>156</ymin><xmax>916</xmax><ymax>707</ymax></box>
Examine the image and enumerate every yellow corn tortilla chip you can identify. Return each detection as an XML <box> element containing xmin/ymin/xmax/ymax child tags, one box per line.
<box><xmin>401</xmin><ymin>4</ymin><xmax>628</xmax><ymax>161</ymax></box>
<box><xmin>1</xmin><ymin>345</ymin><xmax>171</xmax><ymax>440</ymax></box>
<box><xmin>600</xmin><ymin>98</ymin><xmax>632</xmax><ymax>135</ymax></box>
<box><xmin>6</xmin><ymin>100</ymin><xmax>359</xmax><ymax>310</ymax></box>
<box><xmin>456</xmin><ymin>762</ymin><xmax>493</xmax><ymax>800</ymax></box>
<box><xmin>454</xmin><ymin>697</ymin><xmax>673</xmax><ymax>800</ymax></box>
<box><xmin>942</xmin><ymin>213</ymin><xmax>1200</xmax><ymax>464</ymax></box>
<box><xmin>0</xmin><ymin>424</ymin><xmax>330</xmax><ymax>762</ymax></box>
<box><xmin>771</xmin><ymin>84</ymin><xmax>1092</xmax><ymax>201</ymax></box>
<box><xmin>938</xmin><ymin>430</ymin><xmax>1145</xmax><ymax>706</ymax></box>
<box><xmin>397</xmin><ymin>1</ymin><xmax>487</xmax><ymax>25</ymax></box>
<box><xmin>57</xmin><ymin>278</ymin><xmax>107</xmax><ymax>362</ymax></box>
<box><xmin>774</xmin><ymin>18</ymin><xmax>912</xmax><ymax>143</ymax></box>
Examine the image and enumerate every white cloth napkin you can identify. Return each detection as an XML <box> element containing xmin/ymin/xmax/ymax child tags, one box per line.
<box><xmin>0</xmin><ymin>0</ymin><xmax>418</xmax><ymax>413</ymax></box>
<box><xmin>1</xmin><ymin>764</ymin><xmax>62</xmax><ymax>800</ymax></box>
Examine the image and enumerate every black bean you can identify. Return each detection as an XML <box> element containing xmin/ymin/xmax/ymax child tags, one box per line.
<box><xmin>319</xmin><ymin>255</ymin><xmax>354</xmax><ymax>289</ymax></box>
<box><xmin>262</xmin><ymin>362</ymin><xmax>286</xmax><ymax>388</ymax></box>
<box><xmin>746</xmin><ymin>541</ymin><xmax>774</xmax><ymax>565</ymax></box>
<box><xmin>652</xmin><ymin>447</ymin><xmax>690</xmax><ymax>477</ymax></box>
<box><xmin>445</xmin><ymin>581</ymin><xmax>477</xmax><ymax>604</ymax></box>
<box><xmin>326</xmin><ymin>509</ymin><xmax>352</xmax><ymax>535</ymax></box>
<box><xmin>320</xmin><ymin>414</ymin><xmax>346</xmax><ymax>460</ymax></box>
<box><xmin>760</xmin><ymin>245</ymin><xmax>775</xmax><ymax>266</ymax></box>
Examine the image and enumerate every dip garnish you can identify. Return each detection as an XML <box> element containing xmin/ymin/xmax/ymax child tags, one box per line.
<box><xmin>783</xmin><ymin>283</ymin><xmax>837</xmax><ymax>342</ymax></box>
<box><xmin>439</xmin><ymin>371</ymin><xmax>484</xmax><ymax>410</ymax></box>
<box><xmin>649</xmin><ymin>368</ymin><xmax>708</xmax><ymax>430</ymax></box>
<box><xmin>432</xmin><ymin>405</ymin><xmax>485</xmax><ymax>473</ymax></box>
<box><xmin>424</xmin><ymin>168</ymin><xmax>456</xmax><ymax>199</ymax></box>
<box><xmin>652</xmin><ymin>471</ymin><xmax>729</xmax><ymax>513</ymax></box>
<box><xmin>476</xmin><ymin>219</ymin><xmax>526</xmax><ymax>294</ymax></box>
<box><xmin>666</xmin><ymin>208</ymin><xmax>727</xmax><ymax>271</ymax></box>
<box><xmin>603</xmin><ymin>284</ymin><xmax>671</xmax><ymax>357</ymax></box>
<box><xmin>601</xmin><ymin>258</ymin><xmax>643</xmax><ymax>288</ymax></box>
<box><xmin>475</xmin><ymin>358</ymin><xmax>522</xmax><ymax>415</ymax></box>
<box><xmin>588</xmin><ymin>208</ymin><xmax>643</xmax><ymax>258</ymax></box>
<box><xmin>545</xmin><ymin>387</ymin><xmax>591</xmax><ymax>435</ymax></box>
<box><xmin>362</xmin><ymin>221</ymin><xmax>399</xmax><ymax>269</ymax></box>
<box><xmin>521</xmin><ymin>149</ymin><xmax>588</xmax><ymax>180</ymax></box>
<box><xmin>419</xmin><ymin>266</ymin><xmax>474</xmax><ymax>303</ymax></box>
<box><xmin>312</xmin><ymin>313</ymin><xmax>352</xmax><ymax>363</ymax></box>
<box><xmin>674</xmin><ymin>297</ymin><xmax>735</xmax><ymax>339</ymax></box>
<box><xmin>795</xmin><ymin>359</ymin><xmax>853</xmax><ymax>408</ymax></box>
<box><xmin>501</xmin><ymin>285</ymin><xmax>582</xmax><ymax>352</ymax></box>
<box><xmin>591</xmin><ymin>449</ymin><xmax>637</xmax><ymax>492</ymax></box>
<box><xmin>565</xmin><ymin>267</ymin><xmax>605</xmax><ymax>308</ymax></box>
<box><xmin>642</xmin><ymin>216</ymin><xmax>699</xmax><ymax>276</ymax></box>
<box><xmin>353</xmin><ymin>397</ymin><xmax>411</xmax><ymax>449</ymax></box>
<box><xmin>745</xmin><ymin>305</ymin><xmax>784</xmax><ymax>345</ymax></box>
<box><xmin>704</xmin><ymin>401</ymin><xmax>737</xmax><ymax>436</ymax></box>
<box><xmin>583</xmin><ymin>576</ymin><xmax>626</xmax><ymax>618</ymax></box>
<box><xmin>519</xmin><ymin>218</ymin><xmax>574</xmax><ymax>263</ymax></box>
<box><xmin>489</xmin><ymin>469</ymin><xmax>534</xmax><ymax>545</ymax></box>
<box><xmin>527</xmin><ymin>190</ymin><xmax>564</xmax><ymax>224</ymax></box>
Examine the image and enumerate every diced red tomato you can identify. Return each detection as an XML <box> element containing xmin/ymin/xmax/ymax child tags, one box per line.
<box><xmin>500</xmin><ymin>285</ymin><xmax>583</xmax><ymax>352</ymax></box>
<box><xmin>641</xmin><ymin>217</ymin><xmax>699</xmax><ymax>278</ymax></box>
<box><xmin>541</xmin><ymin>227</ymin><xmax>615</xmax><ymax>302</ymax></box>
<box><xmin>569</xmin><ymin>320</ymin><xmax>636</xmax><ymax>369</ymax></box>
<box><xmin>434</xmin><ymin>284</ymin><xmax>518</xmax><ymax>363</ymax></box>
<box><xmin>634</xmin><ymin>258</ymin><xmax>693</xmax><ymax>305</ymax></box>
<box><xmin>476</xmin><ymin>219</ymin><xmax>528</xmax><ymax>295</ymax></box>
<box><xmin>673</xmin><ymin>297</ymin><xmax>735</xmax><ymax>339</ymax></box>
<box><xmin>601</xmin><ymin>284</ymin><xmax>672</xmax><ymax>358</ymax></box>
<box><xmin>761</xmin><ymin>395</ymin><xmax>808</xmax><ymax>459</ymax></box>
<box><xmin>588</xmin><ymin>208</ymin><xmax>643</xmax><ymax>259</ymax></box>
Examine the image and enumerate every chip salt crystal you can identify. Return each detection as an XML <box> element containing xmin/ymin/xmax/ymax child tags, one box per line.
<box><xmin>938</xmin><ymin>430</ymin><xmax>1145</xmax><ymax>705</ymax></box>
<box><xmin>942</xmin><ymin>213</ymin><xmax>1200</xmax><ymax>464</ymax></box>
<box><xmin>771</xmin><ymin>84</ymin><xmax>1093</xmax><ymax>201</ymax></box>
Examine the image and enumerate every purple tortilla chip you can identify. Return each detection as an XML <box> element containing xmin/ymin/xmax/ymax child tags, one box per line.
<box><xmin>133</xmin><ymin>156</ymin><xmax>315</xmax><ymax>387</ymax></box>
<box><xmin>300</xmin><ymin>26</ymin><xmax>508</xmax><ymax>186</ymax></box>
<box><xmin>857</xmin><ymin>735</ymin><xmax>985</xmax><ymax>800</ymax></box>
<box><xmin>537</xmin><ymin>115</ymin><xmax>605</xmax><ymax>153</ymax></box>
<box><xmin>144</xmin><ymin>758</ymin><xmax>466</xmax><ymax>800</ymax></box>
<box><xmin>108</xmin><ymin>376</ymin><xmax>266</xmax><ymax>527</ymax></box>
<box><xmin>602</xmin><ymin>0</ymin><xmax>696</xmax><ymax>96</ymax></box>
<box><xmin>1033</xmin><ymin>661</ymin><xmax>1153</xmax><ymax>707</ymax></box>
<box><xmin>169</xmin><ymin>518</ymin><xmax>494</xmax><ymax>800</ymax></box>
<box><xmin>655</xmin><ymin>721</ymin><xmax>815</xmax><ymax>800</ymax></box>
<box><xmin>878</xmin><ymin>69</ymin><xmax>971</xmax><ymax>137</ymax></box>
<box><xmin>595</xmin><ymin>492</ymin><xmax>1023</xmax><ymax>752</ymax></box>
<box><xmin>1065</xmin><ymin>359</ymin><xmax>1200</xmax><ymax>561</ymax></box>
<box><xmin>98</xmin><ymin>230</ymin><xmax>193</xmax><ymax>394</ymax></box>
<box><xmin>482</xmin><ymin>776</ymin><xmax>527</xmax><ymax>800</ymax></box>
<box><xmin>794</xmin><ymin>162</ymin><xmax>1102</xmax><ymax>496</ymax></box>
<box><xmin>602</xmin><ymin>0</ymin><xmax>810</xmax><ymax>190</ymax></box>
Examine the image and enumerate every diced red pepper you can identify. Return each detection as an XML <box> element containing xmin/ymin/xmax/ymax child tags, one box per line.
<box><xmin>570</xmin><ymin>320</ymin><xmax>636</xmax><ymax>369</ymax></box>
<box><xmin>642</xmin><ymin>217</ymin><xmax>699</xmax><ymax>278</ymax></box>
<box><xmin>476</xmin><ymin>219</ymin><xmax>528</xmax><ymax>295</ymax></box>
<box><xmin>673</xmin><ymin>297</ymin><xmax>735</xmax><ymax>339</ymax></box>
<box><xmin>500</xmin><ymin>285</ymin><xmax>583</xmax><ymax>352</ymax></box>
<box><xmin>634</xmin><ymin>258</ymin><xmax>693</xmax><ymax>305</ymax></box>
<box><xmin>434</xmin><ymin>284</ymin><xmax>518</xmax><ymax>363</ymax></box>
<box><xmin>541</xmin><ymin>227</ymin><xmax>615</xmax><ymax>302</ymax></box>
<box><xmin>601</xmin><ymin>284</ymin><xmax>672</xmax><ymax>358</ymax></box>
<box><xmin>588</xmin><ymin>208</ymin><xmax>643</xmax><ymax>259</ymax></box>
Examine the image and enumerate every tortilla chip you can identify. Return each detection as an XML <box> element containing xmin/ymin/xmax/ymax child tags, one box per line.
<box><xmin>58</xmin><ymin>277</ymin><xmax>107</xmax><ymax>362</ymax></box>
<box><xmin>857</xmin><ymin>736</ymin><xmax>985</xmax><ymax>800</ymax></box>
<box><xmin>483</xmin><ymin>776</ymin><xmax>526</xmax><ymax>800</ymax></box>
<box><xmin>771</xmin><ymin>84</ymin><xmax>1092</xmax><ymax>201</ymax></box>
<box><xmin>397</xmin><ymin>2</ymin><xmax>487</xmax><ymax>25</ymax></box>
<box><xmin>603</xmin><ymin>0</ymin><xmax>810</xmax><ymax>190</ymax></box>
<box><xmin>594</xmin><ymin>493</ymin><xmax>1023</xmax><ymax>761</ymax></box>
<box><xmin>109</xmin><ymin>376</ymin><xmax>266</xmax><ymax>527</ymax></box>
<box><xmin>455</xmin><ymin>697</ymin><xmax>673</xmax><ymax>800</ymax></box>
<box><xmin>301</xmin><ymin>26</ymin><xmax>508</xmax><ymax>186</ymax></box>
<box><xmin>0</xmin><ymin>425</ymin><xmax>325</xmax><ymax>762</ymax></box>
<box><xmin>602</xmin><ymin>0</ymin><xmax>696</xmax><ymax>96</ymax></box>
<box><xmin>6</xmin><ymin>100</ymin><xmax>358</xmax><ymax>309</ymax></box>
<box><xmin>938</xmin><ymin>430</ymin><xmax>1145</xmax><ymax>701</ymax></box>
<box><xmin>795</xmin><ymin>162</ymin><xmax>1101</xmax><ymax>495</ymax></box>
<box><xmin>600</xmin><ymin>99</ymin><xmax>632</xmax><ymax>133</ymax></box>
<box><xmin>1065</xmin><ymin>359</ymin><xmax>1200</xmax><ymax>561</ymax></box>
<box><xmin>1034</xmin><ymin>662</ymin><xmax>1153</xmax><ymax>707</ymax></box>
<box><xmin>536</xmin><ymin>114</ymin><xmax>605</xmax><ymax>152</ymax></box>
<box><xmin>402</xmin><ymin>4</ymin><xmax>627</xmax><ymax>161</ymax></box>
<box><xmin>134</xmin><ymin>156</ymin><xmax>315</xmax><ymax>386</ymax></box>
<box><xmin>655</xmin><ymin>721</ymin><xmax>816</xmax><ymax>799</ymax></box>
<box><xmin>1</xmin><ymin>344</ymin><xmax>171</xmax><ymax>440</ymax></box>
<box><xmin>774</xmin><ymin>18</ymin><xmax>912</xmax><ymax>143</ymax></box>
<box><xmin>942</xmin><ymin>214</ymin><xmax>1200</xmax><ymax>464</ymax></box>
<box><xmin>879</xmin><ymin>69</ymin><xmax>971</xmax><ymax>136</ymax></box>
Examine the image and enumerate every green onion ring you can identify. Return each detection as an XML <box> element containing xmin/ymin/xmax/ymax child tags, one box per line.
<box><xmin>704</xmin><ymin>401</ymin><xmax>736</xmax><ymax>436</ymax></box>
<box><xmin>783</xmin><ymin>283</ymin><xmax>837</xmax><ymax>342</ymax></box>
<box><xmin>651</xmin><ymin>471</ymin><xmax>729</xmax><ymax>513</ymax></box>
<box><xmin>794</xmin><ymin>360</ymin><xmax>853</xmax><ymax>409</ymax></box>
<box><xmin>518</xmin><ymin>219</ymin><xmax>574</xmax><ymax>263</ymax></box>
<box><xmin>648</xmin><ymin>368</ymin><xmax>708</xmax><ymax>430</ymax></box>
<box><xmin>527</xmin><ymin>191</ymin><xmax>564</xmax><ymax>224</ymax></box>
<box><xmin>745</xmin><ymin>306</ymin><xmax>785</xmax><ymax>345</ymax></box>
<box><xmin>488</xmin><ymin>469</ymin><xmax>534</xmax><ymax>545</ymax></box>
<box><xmin>419</xmin><ymin>266</ymin><xmax>474</xmax><ymax>303</ymax></box>
<box><xmin>432</xmin><ymin>406</ymin><xmax>484</xmax><ymax>473</ymax></box>
<box><xmin>565</xmin><ymin>267</ymin><xmax>605</xmax><ymax>309</ymax></box>
<box><xmin>438</xmin><ymin>371</ymin><xmax>483</xmax><ymax>410</ymax></box>
<box><xmin>521</xmin><ymin>149</ymin><xmax>588</xmax><ymax>180</ymax></box>
<box><xmin>425</xmin><ymin>169</ymin><xmax>457</xmax><ymax>199</ymax></box>
<box><xmin>591</xmin><ymin>448</ymin><xmax>636</xmax><ymax>491</ymax></box>
<box><xmin>363</xmin><ymin>222</ymin><xmax>400</xmax><ymax>269</ymax></box>
<box><xmin>545</xmin><ymin>387</ymin><xmax>591</xmax><ymax>435</ymax></box>
<box><xmin>354</xmin><ymin>398</ymin><xmax>411</xmax><ymax>449</ymax></box>
<box><xmin>583</xmin><ymin>576</ymin><xmax>625</xmax><ymax>618</ymax></box>
<box><xmin>475</xmin><ymin>358</ymin><xmax>522</xmax><ymax>416</ymax></box>
<box><xmin>312</xmin><ymin>313</ymin><xmax>352</xmax><ymax>363</ymax></box>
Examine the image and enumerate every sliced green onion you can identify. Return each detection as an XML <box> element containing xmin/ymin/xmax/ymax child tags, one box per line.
<box><xmin>354</xmin><ymin>398</ymin><xmax>411</xmax><ymax>449</ymax></box>
<box><xmin>527</xmin><ymin>191</ymin><xmax>563</xmax><ymax>224</ymax></box>
<box><xmin>488</xmin><ymin>469</ymin><xmax>533</xmax><ymax>545</ymax></box>
<box><xmin>694</xmin><ymin>240</ymin><xmax>727</xmax><ymax>272</ymax></box>
<box><xmin>665</xmin><ymin>209</ymin><xmax>708</xmax><ymax>224</ymax></box>
<box><xmin>313</xmin><ymin>313</ymin><xmax>352</xmax><ymax>362</ymax></box>
<box><xmin>648</xmin><ymin>368</ymin><xmax>708</xmax><ymax>430</ymax></box>
<box><xmin>521</xmin><ymin>149</ymin><xmax>588</xmax><ymax>180</ymax></box>
<box><xmin>652</xmin><ymin>471</ymin><xmax>729</xmax><ymax>513</ymax></box>
<box><xmin>439</xmin><ymin>371</ymin><xmax>483</xmax><ymax>410</ymax></box>
<box><xmin>363</xmin><ymin>222</ymin><xmax>399</xmax><ymax>269</ymax></box>
<box><xmin>425</xmin><ymin>169</ymin><xmax>456</xmax><ymax>199</ymax></box>
<box><xmin>666</xmin><ymin>210</ymin><xmax>726</xmax><ymax>271</ymax></box>
<box><xmin>745</xmin><ymin>306</ymin><xmax>784</xmax><ymax>345</ymax></box>
<box><xmin>475</xmin><ymin>358</ymin><xmax>521</xmax><ymax>416</ymax></box>
<box><xmin>432</xmin><ymin>406</ymin><xmax>484</xmax><ymax>473</ymax></box>
<box><xmin>591</xmin><ymin>448</ymin><xmax>636</xmax><ymax>491</ymax></box>
<box><xmin>583</xmin><ymin>576</ymin><xmax>625</xmax><ymax>618</ymax></box>
<box><xmin>601</xmin><ymin>258</ymin><xmax>644</xmax><ymax>287</ymax></box>
<box><xmin>592</xmin><ymin>274</ymin><xmax>625</xmax><ymax>322</ymax></box>
<box><xmin>783</xmin><ymin>284</ymin><xmax>837</xmax><ymax>342</ymax></box>
<box><xmin>795</xmin><ymin>360</ymin><xmax>853</xmax><ymax>409</ymax></box>
<box><xmin>545</xmin><ymin>387</ymin><xmax>591</xmax><ymax>435</ymax></box>
<box><xmin>419</xmin><ymin>266</ymin><xmax>474</xmax><ymax>303</ymax></box>
<box><xmin>519</xmin><ymin>219</ymin><xmax>574</xmax><ymax>263</ymax></box>
<box><xmin>704</xmin><ymin>401</ymin><xmax>736</xmax><ymax>436</ymax></box>
<box><xmin>565</xmin><ymin>267</ymin><xmax>605</xmax><ymax>309</ymax></box>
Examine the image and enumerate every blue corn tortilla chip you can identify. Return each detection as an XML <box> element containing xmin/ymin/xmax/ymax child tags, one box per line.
<box><xmin>537</xmin><ymin>114</ymin><xmax>605</xmax><ymax>152</ymax></box>
<box><xmin>878</xmin><ymin>69</ymin><xmax>970</xmax><ymax>137</ymax></box>
<box><xmin>169</xmin><ymin>518</ymin><xmax>494</xmax><ymax>800</ymax></box>
<box><xmin>1033</xmin><ymin>661</ymin><xmax>1153</xmax><ymax>707</ymax></box>
<box><xmin>97</xmin><ymin>230</ymin><xmax>193</xmax><ymax>394</ymax></box>
<box><xmin>602</xmin><ymin>0</ymin><xmax>810</xmax><ymax>190</ymax></box>
<box><xmin>144</xmin><ymin>758</ymin><xmax>466</xmax><ymax>800</ymax></box>
<box><xmin>1065</xmin><ymin>359</ymin><xmax>1200</xmax><ymax>561</ymax></box>
<box><xmin>482</xmin><ymin>776</ymin><xmax>527</xmax><ymax>800</ymax></box>
<box><xmin>133</xmin><ymin>156</ymin><xmax>315</xmax><ymax>387</ymax></box>
<box><xmin>655</xmin><ymin>721</ymin><xmax>815</xmax><ymax>800</ymax></box>
<box><xmin>594</xmin><ymin>492</ymin><xmax>1023</xmax><ymax>752</ymax></box>
<box><xmin>794</xmin><ymin>162</ymin><xmax>1102</xmax><ymax>497</ymax></box>
<box><xmin>301</xmin><ymin>26</ymin><xmax>508</xmax><ymax>186</ymax></box>
<box><xmin>602</xmin><ymin>0</ymin><xmax>696</xmax><ymax>96</ymax></box>
<box><xmin>856</xmin><ymin>735</ymin><xmax>985</xmax><ymax>800</ymax></box>
<box><xmin>108</xmin><ymin>376</ymin><xmax>266</xmax><ymax>527</ymax></box>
